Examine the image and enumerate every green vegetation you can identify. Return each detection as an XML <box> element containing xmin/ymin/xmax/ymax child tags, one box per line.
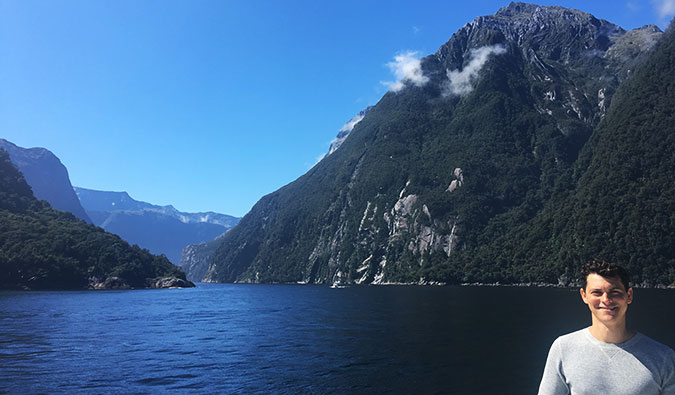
<box><xmin>204</xmin><ymin>12</ymin><xmax>675</xmax><ymax>287</ymax></box>
<box><xmin>0</xmin><ymin>150</ymin><xmax>190</xmax><ymax>290</ymax></box>
<box><xmin>423</xmin><ymin>24</ymin><xmax>675</xmax><ymax>286</ymax></box>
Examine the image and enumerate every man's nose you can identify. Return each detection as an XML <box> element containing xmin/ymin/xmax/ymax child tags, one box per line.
<box><xmin>601</xmin><ymin>293</ymin><xmax>612</xmax><ymax>303</ymax></box>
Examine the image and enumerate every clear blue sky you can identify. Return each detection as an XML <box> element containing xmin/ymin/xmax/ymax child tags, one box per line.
<box><xmin>1</xmin><ymin>0</ymin><xmax>673</xmax><ymax>217</ymax></box>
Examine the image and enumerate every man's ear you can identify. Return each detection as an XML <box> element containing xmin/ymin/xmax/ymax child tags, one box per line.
<box><xmin>580</xmin><ymin>288</ymin><xmax>589</xmax><ymax>304</ymax></box>
<box><xmin>627</xmin><ymin>287</ymin><xmax>633</xmax><ymax>304</ymax></box>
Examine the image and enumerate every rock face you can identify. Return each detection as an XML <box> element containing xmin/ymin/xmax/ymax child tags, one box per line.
<box><xmin>147</xmin><ymin>276</ymin><xmax>195</xmax><ymax>289</ymax></box>
<box><xmin>179</xmin><ymin>235</ymin><xmax>225</xmax><ymax>282</ymax></box>
<box><xmin>200</xmin><ymin>3</ymin><xmax>671</xmax><ymax>285</ymax></box>
<box><xmin>0</xmin><ymin>139</ymin><xmax>92</xmax><ymax>223</ymax></box>
<box><xmin>74</xmin><ymin>187</ymin><xmax>240</xmax><ymax>264</ymax></box>
<box><xmin>88</xmin><ymin>276</ymin><xmax>195</xmax><ymax>289</ymax></box>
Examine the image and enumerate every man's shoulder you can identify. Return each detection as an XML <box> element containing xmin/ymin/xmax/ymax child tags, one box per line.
<box><xmin>632</xmin><ymin>333</ymin><xmax>675</xmax><ymax>358</ymax></box>
<box><xmin>555</xmin><ymin>328</ymin><xmax>589</xmax><ymax>345</ymax></box>
<box><xmin>549</xmin><ymin>328</ymin><xmax>591</xmax><ymax>355</ymax></box>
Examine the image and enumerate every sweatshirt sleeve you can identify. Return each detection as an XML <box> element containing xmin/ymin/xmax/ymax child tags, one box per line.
<box><xmin>538</xmin><ymin>338</ymin><xmax>570</xmax><ymax>395</ymax></box>
<box><xmin>662</xmin><ymin>349</ymin><xmax>675</xmax><ymax>395</ymax></box>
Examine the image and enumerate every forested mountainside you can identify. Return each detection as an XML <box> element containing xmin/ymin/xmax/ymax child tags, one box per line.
<box><xmin>75</xmin><ymin>187</ymin><xmax>239</xmax><ymax>264</ymax></box>
<box><xmin>0</xmin><ymin>149</ymin><xmax>194</xmax><ymax>290</ymax></box>
<box><xmin>195</xmin><ymin>3</ymin><xmax>673</xmax><ymax>286</ymax></box>
<box><xmin>0</xmin><ymin>139</ymin><xmax>91</xmax><ymax>224</ymax></box>
<box><xmin>462</xmin><ymin>19</ymin><xmax>675</xmax><ymax>286</ymax></box>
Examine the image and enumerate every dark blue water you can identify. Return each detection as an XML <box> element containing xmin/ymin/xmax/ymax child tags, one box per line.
<box><xmin>0</xmin><ymin>284</ymin><xmax>673</xmax><ymax>394</ymax></box>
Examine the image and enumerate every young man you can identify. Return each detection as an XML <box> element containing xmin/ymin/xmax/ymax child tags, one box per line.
<box><xmin>538</xmin><ymin>260</ymin><xmax>675</xmax><ymax>395</ymax></box>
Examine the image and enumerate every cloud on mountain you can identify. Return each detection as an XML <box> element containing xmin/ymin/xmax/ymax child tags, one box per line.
<box><xmin>340</xmin><ymin>112</ymin><xmax>366</xmax><ymax>133</ymax></box>
<box><xmin>382</xmin><ymin>51</ymin><xmax>429</xmax><ymax>93</ymax></box>
<box><xmin>443</xmin><ymin>44</ymin><xmax>507</xmax><ymax>97</ymax></box>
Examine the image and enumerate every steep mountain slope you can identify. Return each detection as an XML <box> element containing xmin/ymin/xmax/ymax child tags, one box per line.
<box><xmin>464</xmin><ymin>21</ymin><xmax>675</xmax><ymax>286</ymax></box>
<box><xmin>202</xmin><ymin>3</ymin><xmax>667</xmax><ymax>285</ymax></box>
<box><xmin>0</xmin><ymin>149</ymin><xmax>193</xmax><ymax>290</ymax></box>
<box><xmin>0</xmin><ymin>139</ymin><xmax>91</xmax><ymax>223</ymax></box>
<box><xmin>179</xmin><ymin>232</ymin><xmax>227</xmax><ymax>282</ymax></box>
<box><xmin>178</xmin><ymin>106</ymin><xmax>372</xmax><ymax>282</ymax></box>
<box><xmin>75</xmin><ymin>187</ymin><xmax>239</xmax><ymax>264</ymax></box>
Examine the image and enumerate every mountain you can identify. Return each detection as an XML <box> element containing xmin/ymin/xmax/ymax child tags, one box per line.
<box><xmin>74</xmin><ymin>187</ymin><xmax>240</xmax><ymax>264</ymax></box>
<box><xmin>0</xmin><ymin>139</ymin><xmax>91</xmax><ymax>223</ymax></box>
<box><xmin>179</xmin><ymin>233</ymin><xmax>227</xmax><ymax>282</ymax></box>
<box><xmin>178</xmin><ymin>106</ymin><xmax>372</xmax><ymax>282</ymax></box>
<box><xmin>195</xmin><ymin>3</ymin><xmax>674</xmax><ymax>286</ymax></box>
<box><xmin>325</xmin><ymin>106</ymin><xmax>374</xmax><ymax>157</ymax></box>
<box><xmin>467</xmin><ymin>17</ymin><xmax>675</xmax><ymax>287</ymax></box>
<box><xmin>0</xmin><ymin>149</ymin><xmax>194</xmax><ymax>290</ymax></box>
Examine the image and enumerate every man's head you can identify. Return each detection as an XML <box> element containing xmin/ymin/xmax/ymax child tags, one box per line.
<box><xmin>579</xmin><ymin>260</ymin><xmax>633</xmax><ymax>329</ymax></box>
<box><xmin>580</xmin><ymin>259</ymin><xmax>630</xmax><ymax>292</ymax></box>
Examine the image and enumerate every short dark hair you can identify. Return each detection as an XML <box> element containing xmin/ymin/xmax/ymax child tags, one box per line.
<box><xmin>580</xmin><ymin>259</ymin><xmax>630</xmax><ymax>291</ymax></box>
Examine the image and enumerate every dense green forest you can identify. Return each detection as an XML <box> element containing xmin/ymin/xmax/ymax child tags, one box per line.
<box><xmin>0</xmin><ymin>149</ymin><xmax>192</xmax><ymax>290</ymax></box>
<box><xmin>424</xmin><ymin>23</ymin><xmax>675</xmax><ymax>286</ymax></box>
<box><xmin>202</xmin><ymin>5</ymin><xmax>675</xmax><ymax>287</ymax></box>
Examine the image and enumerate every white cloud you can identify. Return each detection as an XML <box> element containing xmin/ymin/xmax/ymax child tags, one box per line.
<box><xmin>653</xmin><ymin>0</ymin><xmax>675</xmax><ymax>18</ymax></box>
<box><xmin>443</xmin><ymin>45</ymin><xmax>507</xmax><ymax>97</ymax></box>
<box><xmin>340</xmin><ymin>112</ymin><xmax>365</xmax><ymax>133</ymax></box>
<box><xmin>381</xmin><ymin>51</ymin><xmax>429</xmax><ymax>93</ymax></box>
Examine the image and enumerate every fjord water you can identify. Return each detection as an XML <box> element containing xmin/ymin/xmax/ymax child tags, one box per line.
<box><xmin>1</xmin><ymin>285</ymin><xmax>673</xmax><ymax>394</ymax></box>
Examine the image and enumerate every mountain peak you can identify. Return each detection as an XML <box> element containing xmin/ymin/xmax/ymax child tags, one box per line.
<box><xmin>462</xmin><ymin>2</ymin><xmax>623</xmax><ymax>49</ymax></box>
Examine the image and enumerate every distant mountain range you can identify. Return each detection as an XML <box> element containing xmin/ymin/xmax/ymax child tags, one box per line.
<box><xmin>0</xmin><ymin>148</ymin><xmax>193</xmax><ymax>290</ymax></box>
<box><xmin>0</xmin><ymin>139</ymin><xmax>91</xmax><ymax>224</ymax></box>
<box><xmin>75</xmin><ymin>187</ymin><xmax>240</xmax><ymax>265</ymax></box>
<box><xmin>188</xmin><ymin>3</ymin><xmax>675</xmax><ymax>287</ymax></box>
<box><xmin>0</xmin><ymin>138</ymin><xmax>240</xmax><ymax>267</ymax></box>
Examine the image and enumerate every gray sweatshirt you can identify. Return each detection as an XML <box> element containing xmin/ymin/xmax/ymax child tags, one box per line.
<box><xmin>538</xmin><ymin>328</ymin><xmax>675</xmax><ymax>395</ymax></box>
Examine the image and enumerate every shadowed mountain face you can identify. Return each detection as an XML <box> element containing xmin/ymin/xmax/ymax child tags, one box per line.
<box><xmin>75</xmin><ymin>187</ymin><xmax>239</xmax><ymax>265</ymax></box>
<box><xmin>179</xmin><ymin>234</ymin><xmax>227</xmax><ymax>282</ymax></box>
<box><xmin>195</xmin><ymin>3</ymin><xmax>674</xmax><ymax>286</ymax></box>
<box><xmin>0</xmin><ymin>139</ymin><xmax>91</xmax><ymax>224</ymax></box>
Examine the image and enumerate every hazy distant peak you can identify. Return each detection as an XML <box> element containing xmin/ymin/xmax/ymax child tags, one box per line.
<box><xmin>75</xmin><ymin>186</ymin><xmax>239</xmax><ymax>227</ymax></box>
<box><xmin>74</xmin><ymin>187</ymin><xmax>156</xmax><ymax>212</ymax></box>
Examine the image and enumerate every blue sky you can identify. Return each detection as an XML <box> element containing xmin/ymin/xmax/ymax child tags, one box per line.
<box><xmin>1</xmin><ymin>0</ymin><xmax>673</xmax><ymax>217</ymax></box>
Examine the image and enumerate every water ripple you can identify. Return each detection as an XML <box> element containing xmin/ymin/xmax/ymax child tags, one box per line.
<box><xmin>0</xmin><ymin>285</ymin><xmax>673</xmax><ymax>394</ymax></box>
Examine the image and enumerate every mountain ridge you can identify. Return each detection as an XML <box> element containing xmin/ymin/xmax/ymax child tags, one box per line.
<box><xmin>75</xmin><ymin>187</ymin><xmax>239</xmax><ymax>264</ymax></box>
<box><xmin>190</xmin><ymin>3</ymin><xmax>673</xmax><ymax>286</ymax></box>
<box><xmin>0</xmin><ymin>149</ymin><xmax>193</xmax><ymax>290</ymax></box>
<box><xmin>74</xmin><ymin>187</ymin><xmax>239</xmax><ymax>227</ymax></box>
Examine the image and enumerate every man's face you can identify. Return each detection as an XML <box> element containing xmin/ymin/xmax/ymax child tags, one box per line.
<box><xmin>580</xmin><ymin>273</ymin><xmax>633</xmax><ymax>326</ymax></box>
